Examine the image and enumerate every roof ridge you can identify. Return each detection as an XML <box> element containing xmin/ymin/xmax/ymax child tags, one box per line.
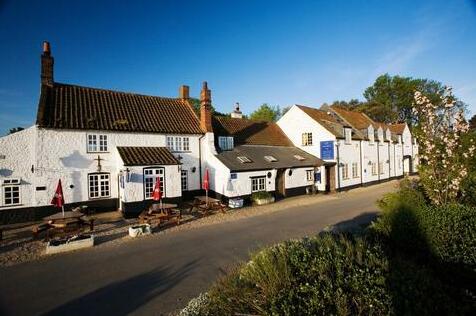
<box><xmin>54</xmin><ymin>82</ymin><xmax>182</xmax><ymax>101</ymax></box>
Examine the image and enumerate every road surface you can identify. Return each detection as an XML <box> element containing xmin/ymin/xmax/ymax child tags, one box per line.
<box><xmin>0</xmin><ymin>181</ymin><xmax>397</xmax><ymax>316</ymax></box>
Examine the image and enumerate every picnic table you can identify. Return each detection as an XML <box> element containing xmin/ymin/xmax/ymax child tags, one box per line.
<box><xmin>188</xmin><ymin>196</ymin><xmax>227</xmax><ymax>216</ymax></box>
<box><xmin>32</xmin><ymin>211</ymin><xmax>94</xmax><ymax>240</ymax></box>
<box><xmin>138</xmin><ymin>203</ymin><xmax>181</xmax><ymax>227</ymax></box>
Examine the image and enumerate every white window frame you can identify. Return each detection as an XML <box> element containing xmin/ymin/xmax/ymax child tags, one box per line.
<box><xmin>251</xmin><ymin>177</ymin><xmax>266</xmax><ymax>193</ymax></box>
<box><xmin>352</xmin><ymin>162</ymin><xmax>359</xmax><ymax>178</ymax></box>
<box><xmin>306</xmin><ymin>170</ymin><xmax>314</xmax><ymax>181</ymax></box>
<box><xmin>166</xmin><ymin>136</ymin><xmax>190</xmax><ymax>152</ymax></box>
<box><xmin>264</xmin><ymin>155</ymin><xmax>277</xmax><ymax>162</ymax></box>
<box><xmin>143</xmin><ymin>167</ymin><xmax>165</xmax><ymax>199</ymax></box>
<box><xmin>2</xmin><ymin>181</ymin><xmax>21</xmax><ymax>206</ymax></box>
<box><xmin>218</xmin><ymin>136</ymin><xmax>234</xmax><ymax>151</ymax></box>
<box><xmin>371</xmin><ymin>163</ymin><xmax>378</xmax><ymax>176</ymax></box>
<box><xmin>379</xmin><ymin>162</ymin><xmax>385</xmax><ymax>175</ymax></box>
<box><xmin>88</xmin><ymin>173</ymin><xmax>110</xmax><ymax>199</ymax></box>
<box><xmin>237</xmin><ymin>156</ymin><xmax>252</xmax><ymax>163</ymax></box>
<box><xmin>342</xmin><ymin>163</ymin><xmax>349</xmax><ymax>180</ymax></box>
<box><xmin>181</xmin><ymin>170</ymin><xmax>188</xmax><ymax>191</ymax></box>
<box><xmin>294</xmin><ymin>154</ymin><xmax>306</xmax><ymax>161</ymax></box>
<box><xmin>87</xmin><ymin>134</ymin><xmax>108</xmax><ymax>153</ymax></box>
<box><xmin>302</xmin><ymin>132</ymin><xmax>313</xmax><ymax>146</ymax></box>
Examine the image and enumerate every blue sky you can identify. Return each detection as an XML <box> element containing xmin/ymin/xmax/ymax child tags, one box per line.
<box><xmin>0</xmin><ymin>0</ymin><xmax>475</xmax><ymax>135</ymax></box>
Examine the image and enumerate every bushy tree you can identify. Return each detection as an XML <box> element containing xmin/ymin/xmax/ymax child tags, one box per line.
<box><xmin>413</xmin><ymin>88</ymin><xmax>475</xmax><ymax>205</ymax></box>
<box><xmin>249</xmin><ymin>103</ymin><xmax>281</xmax><ymax>122</ymax></box>
<box><xmin>363</xmin><ymin>74</ymin><xmax>465</xmax><ymax>125</ymax></box>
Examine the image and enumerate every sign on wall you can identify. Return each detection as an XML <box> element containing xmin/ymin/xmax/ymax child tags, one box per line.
<box><xmin>320</xmin><ymin>141</ymin><xmax>334</xmax><ymax>160</ymax></box>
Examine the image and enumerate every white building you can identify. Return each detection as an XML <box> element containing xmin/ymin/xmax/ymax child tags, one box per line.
<box><xmin>277</xmin><ymin>104</ymin><xmax>418</xmax><ymax>191</ymax></box>
<box><xmin>0</xmin><ymin>42</ymin><xmax>206</xmax><ymax>222</ymax></box>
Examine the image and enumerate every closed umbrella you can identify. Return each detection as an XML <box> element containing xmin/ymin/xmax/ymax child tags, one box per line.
<box><xmin>152</xmin><ymin>176</ymin><xmax>162</xmax><ymax>208</ymax></box>
<box><xmin>51</xmin><ymin>179</ymin><xmax>65</xmax><ymax>217</ymax></box>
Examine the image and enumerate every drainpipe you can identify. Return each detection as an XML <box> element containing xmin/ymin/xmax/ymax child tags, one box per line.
<box><xmin>387</xmin><ymin>142</ymin><xmax>391</xmax><ymax>178</ymax></box>
<box><xmin>336</xmin><ymin>141</ymin><xmax>341</xmax><ymax>190</ymax></box>
<box><xmin>377</xmin><ymin>141</ymin><xmax>380</xmax><ymax>182</ymax></box>
<box><xmin>359</xmin><ymin>140</ymin><xmax>363</xmax><ymax>186</ymax></box>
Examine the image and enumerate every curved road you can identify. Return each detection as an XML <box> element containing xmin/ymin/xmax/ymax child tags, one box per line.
<box><xmin>0</xmin><ymin>181</ymin><xmax>396</xmax><ymax>316</ymax></box>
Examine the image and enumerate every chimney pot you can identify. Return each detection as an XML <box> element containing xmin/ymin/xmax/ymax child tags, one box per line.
<box><xmin>179</xmin><ymin>85</ymin><xmax>190</xmax><ymax>99</ymax></box>
<box><xmin>42</xmin><ymin>41</ymin><xmax>51</xmax><ymax>55</ymax></box>
<box><xmin>231</xmin><ymin>102</ymin><xmax>243</xmax><ymax>119</ymax></box>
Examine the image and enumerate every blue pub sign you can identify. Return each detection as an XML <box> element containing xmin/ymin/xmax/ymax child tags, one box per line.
<box><xmin>320</xmin><ymin>141</ymin><xmax>334</xmax><ymax>160</ymax></box>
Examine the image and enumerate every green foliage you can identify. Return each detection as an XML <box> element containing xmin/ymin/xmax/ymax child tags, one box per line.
<box><xmin>373</xmin><ymin>181</ymin><xmax>476</xmax><ymax>273</ymax></box>
<box><xmin>189</xmin><ymin>98</ymin><xmax>228</xmax><ymax>117</ymax></box>
<box><xmin>251</xmin><ymin>191</ymin><xmax>272</xmax><ymax>200</ymax></box>
<box><xmin>470</xmin><ymin>115</ymin><xmax>476</xmax><ymax>131</ymax></box>
<box><xmin>249</xmin><ymin>103</ymin><xmax>281</xmax><ymax>122</ymax></box>
<box><xmin>362</xmin><ymin>74</ymin><xmax>465</xmax><ymax>125</ymax></box>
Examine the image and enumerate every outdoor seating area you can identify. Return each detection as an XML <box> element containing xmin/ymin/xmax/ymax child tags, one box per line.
<box><xmin>188</xmin><ymin>196</ymin><xmax>228</xmax><ymax>217</ymax></box>
<box><xmin>32</xmin><ymin>211</ymin><xmax>94</xmax><ymax>241</ymax></box>
<box><xmin>138</xmin><ymin>203</ymin><xmax>181</xmax><ymax>227</ymax></box>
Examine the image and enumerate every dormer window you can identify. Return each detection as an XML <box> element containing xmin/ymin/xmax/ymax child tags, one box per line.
<box><xmin>368</xmin><ymin>126</ymin><xmax>375</xmax><ymax>144</ymax></box>
<box><xmin>386</xmin><ymin>130</ymin><xmax>392</xmax><ymax>141</ymax></box>
<box><xmin>378</xmin><ymin>129</ymin><xmax>384</xmax><ymax>142</ymax></box>
<box><xmin>294</xmin><ymin>154</ymin><xmax>306</xmax><ymax>161</ymax></box>
<box><xmin>264</xmin><ymin>155</ymin><xmax>277</xmax><ymax>162</ymax></box>
<box><xmin>398</xmin><ymin>135</ymin><xmax>402</xmax><ymax>144</ymax></box>
<box><xmin>237</xmin><ymin>156</ymin><xmax>252</xmax><ymax>163</ymax></box>
<box><xmin>218</xmin><ymin>136</ymin><xmax>234</xmax><ymax>151</ymax></box>
<box><xmin>344</xmin><ymin>128</ymin><xmax>352</xmax><ymax>144</ymax></box>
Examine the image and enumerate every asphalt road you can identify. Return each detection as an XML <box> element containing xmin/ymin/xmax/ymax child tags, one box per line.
<box><xmin>0</xmin><ymin>181</ymin><xmax>397</xmax><ymax>316</ymax></box>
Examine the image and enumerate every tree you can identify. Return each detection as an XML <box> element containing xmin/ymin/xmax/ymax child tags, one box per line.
<box><xmin>413</xmin><ymin>88</ymin><xmax>475</xmax><ymax>205</ymax></box>
<box><xmin>325</xmin><ymin>99</ymin><xmax>364</xmax><ymax>110</ymax></box>
<box><xmin>363</xmin><ymin>74</ymin><xmax>465</xmax><ymax>125</ymax></box>
<box><xmin>189</xmin><ymin>98</ymin><xmax>229</xmax><ymax>117</ymax></box>
<box><xmin>249</xmin><ymin>103</ymin><xmax>281</xmax><ymax>122</ymax></box>
<box><xmin>8</xmin><ymin>127</ymin><xmax>24</xmax><ymax>135</ymax></box>
<box><xmin>469</xmin><ymin>114</ymin><xmax>476</xmax><ymax>131</ymax></box>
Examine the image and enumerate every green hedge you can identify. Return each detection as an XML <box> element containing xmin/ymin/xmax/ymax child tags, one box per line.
<box><xmin>180</xmin><ymin>234</ymin><xmax>471</xmax><ymax>315</ymax></box>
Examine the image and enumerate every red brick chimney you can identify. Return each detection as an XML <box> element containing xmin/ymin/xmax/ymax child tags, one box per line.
<box><xmin>179</xmin><ymin>85</ymin><xmax>189</xmax><ymax>99</ymax></box>
<box><xmin>41</xmin><ymin>41</ymin><xmax>54</xmax><ymax>86</ymax></box>
<box><xmin>200</xmin><ymin>81</ymin><xmax>213</xmax><ymax>132</ymax></box>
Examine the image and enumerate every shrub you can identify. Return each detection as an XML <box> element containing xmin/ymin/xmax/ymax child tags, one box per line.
<box><xmin>251</xmin><ymin>191</ymin><xmax>272</xmax><ymax>201</ymax></box>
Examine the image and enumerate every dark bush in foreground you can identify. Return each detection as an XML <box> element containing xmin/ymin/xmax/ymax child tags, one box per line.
<box><xmin>180</xmin><ymin>234</ymin><xmax>472</xmax><ymax>315</ymax></box>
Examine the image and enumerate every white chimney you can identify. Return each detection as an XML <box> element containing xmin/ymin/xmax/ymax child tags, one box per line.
<box><xmin>231</xmin><ymin>102</ymin><xmax>243</xmax><ymax>119</ymax></box>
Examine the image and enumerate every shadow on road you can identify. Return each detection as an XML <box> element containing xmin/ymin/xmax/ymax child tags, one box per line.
<box><xmin>42</xmin><ymin>259</ymin><xmax>200</xmax><ymax>316</ymax></box>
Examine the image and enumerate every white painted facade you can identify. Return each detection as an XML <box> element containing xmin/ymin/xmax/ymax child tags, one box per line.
<box><xmin>278</xmin><ymin>105</ymin><xmax>419</xmax><ymax>191</ymax></box>
<box><xmin>0</xmin><ymin>127</ymin><xmax>202</xmax><ymax>211</ymax></box>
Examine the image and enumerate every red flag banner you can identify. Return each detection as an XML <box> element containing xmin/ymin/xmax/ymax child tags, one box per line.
<box><xmin>203</xmin><ymin>169</ymin><xmax>210</xmax><ymax>191</ymax></box>
<box><xmin>152</xmin><ymin>177</ymin><xmax>162</xmax><ymax>201</ymax></box>
<box><xmin>51</xmin><ymin>179</ymin><xmax>65</xmax><ymax>208</ymax></box>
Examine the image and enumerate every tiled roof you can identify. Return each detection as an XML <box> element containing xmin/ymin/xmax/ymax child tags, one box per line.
<box><xmin>297</xmin><ymin>105</ymin><xmax>364</xmax><ymax>140</ymax></box>
<box><xmin>117</xmin><ymin>146</ymin><xmax>179</xmax><ymax>166</ymax></box>
<box><xmin>212</xmin><ymin>116</ymin><xmax>293</xmax><ymax>146</ymax></box>
<box><xmin>388</xmin><ymin>123</ymin><xmax>406</xmax><ymax>135</ymax></box>
<box><xmin>36</xmin><ymin>83</ymin><xmax>203</xmax><ymax>134</ymax></box>
<box><xmin>330</xmin><ymin>106</ymin><xmax>375</xmax><ymax>130</ymax></box>
<box><xmin>216</xmin><ymin>145</ymin><xmax>323</xmax><ymax>171</ymax></box>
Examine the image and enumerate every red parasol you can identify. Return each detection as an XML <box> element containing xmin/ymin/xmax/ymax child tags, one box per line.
<box><xmin>203</xmin><ymin>169</ymin><xmax>210</xmax><ymax>203</ymax></box>
<box><xmin>51</xmin><ymin>179</ymin><xmax>65</xmax><ymax>217</ymax></box>
<box><xmin>152</xmin><ymin>177</ymin><xmax>162</xmax><ymax>208</ymax></box>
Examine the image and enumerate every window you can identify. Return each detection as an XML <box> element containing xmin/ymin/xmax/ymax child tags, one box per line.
<box><xmin>264</xmin><ymin>155</ymin><xmax>277</xmax><ymax>162</ymax></box>
<box><xmin>344</xmin><ymin>128</ymin><xmax>352</xmax><ymax>144</ymax></box>
<box><xmin>306</xmin><ymin>170</ymin><xmax>314</xmax><ymax>181</ymax></box>
<box><xmin>218</xmin><ymin>136</ymin><xmax>234</xmax><ymax>151</ymax></box>
<box><xmin>237</xmin><ymin>156</ymin><xmax>252</xmax><ymax>163</ymax></box>
<box><xmin>230</xmin><ymin>173</ymin><xmax>237</xmax><ymax>180</ymax></box>
<box><xmin>302</xmin><ymin>132</ymin><xmax>313</xmax><ymax>146</ymax></box>
<box><xmin>371</xmin><ymin>163</ymin><xmax>377</xmax><ymax>176</ymax></box>
<box><xmin>398</xmin><ymin>135</ymin><xmax>402</xmax><ymax>144</ymax></box>
<box><xmin>3</xmin><ymin>179</ymin><xmax>20</xmax><ymax>206</ymax></box>
<box><xmin>144</xmin><ymin>168</ymin><xmax>165</xmax><ymax>199</ymax></box>
<box><xmin>181</xmin><ymin>170</ymin><xmax>188</xmax><ymax>191</ymax></box>
<box><xmin>368</xmin><ymin>128</ymin><xmax>375</xmax><ymax>144</ymax></box>
<box><xmin>352</xmin><ymin>162</ymin><xmax>359</xmax><ymax>178</ymax></box>
<box><xmin>88</xmin><ymin>173</ymin><xmax>110</xmax><ymax>199</ymax></box>
<box><xmin>379</xmin><ymin>162</ymin><xmax>385</xmax><ymax>175</ymax></box>
<box><xmin>251</xmin><ymin>177</ymin><xmax>266</xmax><ymax>192</ymax></box>
<box><xmin>87</xmin><ymin>134</ymin><xmax>108</xmax><ymax>152</ymax></box>
<box><xmin>342</xmin><ymin>163</ymin><xmax>349</xmax><ymax>180</ymax></box>
<box><xmin>166</xmin><ymin>136</ymin><xmax>190</xmax><ymax>152</ymax></box>
<box><xmin>294</xmin><ymin>154</ymin><xmax>306</xmax><ymax>161</ymax></box>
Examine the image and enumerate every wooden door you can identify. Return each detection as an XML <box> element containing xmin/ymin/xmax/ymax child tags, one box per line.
<box><xmin>275</xmin><ymin>169</ymin><xmax>286</xmax><ymax>198</ymax></box>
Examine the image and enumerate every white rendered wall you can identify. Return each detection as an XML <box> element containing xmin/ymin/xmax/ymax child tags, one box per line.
<box><xmin>277</xmin><ymin>105</ymin><xmax>337</xmax><ymax>159</ymax></box>
<box><xmin>0</xmin><ymin>126</ymin><xmax>36</xmax><ymax>209</ymax></box>
<box><xmin>336</xmin><ymin>139</ymin><xmax>362</xmax><ymax>188</ymax></box>
<box><xmin>378</xmin><ymin>142</ymin><xmax>391</xmax><ymax>180</ymax></box>
<box><xmin>32</xmin><ymin>128</ymin><xmax>201</xmax><ymax>207</ymax></box>
<box><xmin>361</xmin><ymin>141</ymin><xmax>380</xmax><ymax>184</ymax></box>
<box><xmin>284</xmin><ymin>167</ymin><xmax>315</xmax><ymax>189</ymax></box>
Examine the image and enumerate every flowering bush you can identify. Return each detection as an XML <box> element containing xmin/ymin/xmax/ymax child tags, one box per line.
<box><xmin>413</xmin><ymin>88</ymin><xmax>475</xmax><ymax>205</ymax></box>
